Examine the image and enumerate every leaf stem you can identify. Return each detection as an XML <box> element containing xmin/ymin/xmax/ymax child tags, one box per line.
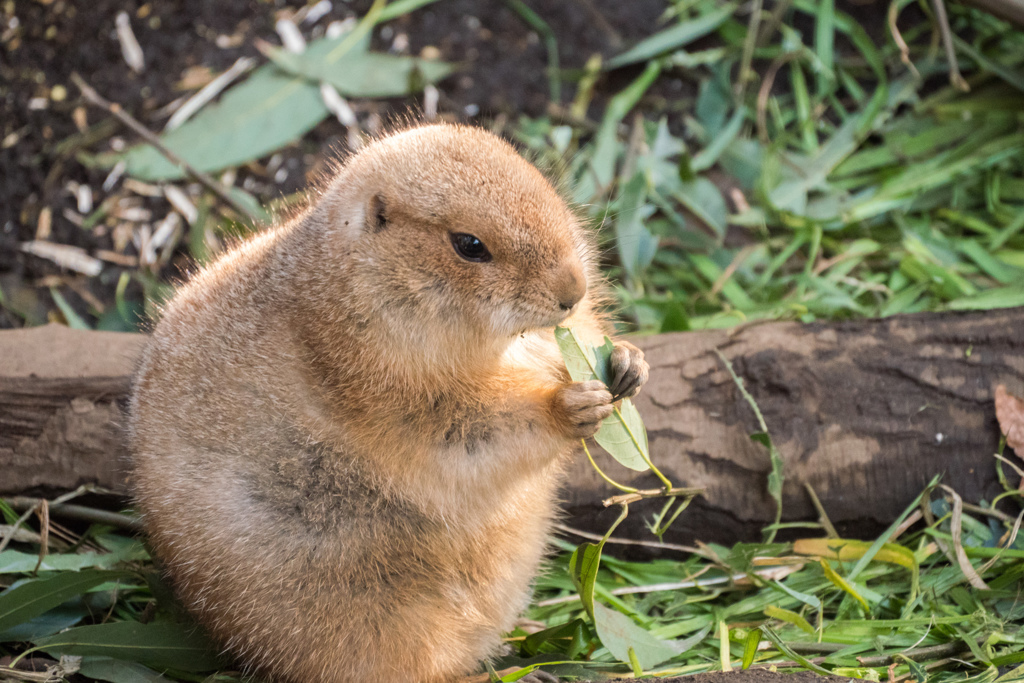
<box><xmin>603</xmin><ymin>503</ymin><xmax>630</xmax><ymax>543</ymax></box>
<box><xmin>581</xmin><ymin>439</ymin><xmax>638</xmax><ymax>493</ymax></box>
<box><xmin>611</xmin><ymin>403</ymin><xmax>673</xmax><ymax>490</ymax></box>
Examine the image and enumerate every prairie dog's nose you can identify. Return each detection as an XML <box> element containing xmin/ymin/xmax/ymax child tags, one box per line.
<box><xmin>556</xmin><ymin>262</ymin><xmax>587</xmax><ymax>311</ymax></box>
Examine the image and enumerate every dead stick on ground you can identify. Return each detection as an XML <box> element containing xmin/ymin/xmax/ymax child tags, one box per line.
<box><xmin>603</xmin><ymin>487</ymin><xmax>704</xmax><ymax>507</ymax></box>
<box><xmin>929</xmin><ymin>0</ymin><xmax>969</xmax><ymax>91</ymax></box>
<box><xmin>70</xmin><ymin>73</ymin><xmax>264</xmax><ymax>225</ymax></box>
<box><xmin>4</xmin><ymin>497</ymin><xmax>143</xmax><ymax>532</ymax></box>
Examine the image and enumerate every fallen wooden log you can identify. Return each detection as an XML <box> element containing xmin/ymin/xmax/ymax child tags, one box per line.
<box><xmin>2</xmin><ymin>308</ymin><xmax>1022</xmax><ymax>547</ymax></box>
<box><xmin>565</xmin><ymin>307</ymin><xmax>1024</xmax><ymax>546</ymax></box>
<box><xmin>1</xmin><ymin>325</ymin><xmax>145</xmax><ymax>496</ymax></box>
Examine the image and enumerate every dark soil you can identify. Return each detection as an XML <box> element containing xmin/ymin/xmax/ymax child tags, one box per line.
<box><xmin>604</xmin><ymin>672</ymin><xmax>853</xmax><ymax>683</ymax></box>
<box><xmin>0</xmin><ymin>0</ymin><xmax>671</xmax><ymax>329</ymax></box>
<box><xmin>0</xmin><ymin>0</ymin><xmax>927</xmax><ymax>329</ymax></box>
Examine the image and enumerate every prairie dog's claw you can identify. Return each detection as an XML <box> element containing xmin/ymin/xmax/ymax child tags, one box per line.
<box><xmin>554</xmin><ymin>380</ymin><xmax>613</xmax><ymax>439</ymax></box>
<box><xmin>608</xmin><ymin>341</ymin><xmax>649</xmax><ymax>401</ymax></box>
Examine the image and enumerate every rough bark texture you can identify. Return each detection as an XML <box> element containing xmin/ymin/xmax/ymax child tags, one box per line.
<box><xmin>1</xmin><ymin>309</ymin><xmax>1022</xmax><ymax>547</ymax></box>
<box><xmin>0</xmin><ymin>325</ymin><xmax>146</xmax><ymax>496</ymax></box>
<box><xmin>565</xmin><ymin>307</ymin><xmax>1024</xmax><ymax>547</ymax></box>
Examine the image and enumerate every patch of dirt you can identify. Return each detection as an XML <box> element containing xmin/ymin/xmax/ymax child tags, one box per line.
<box><xmin>0</xmin><ymin>0</ymin><xmax>926</xmax><ymax>330</ymax></box>
<box><xmin>0</xmin><ymin>0</ymin><xmax>671</xmax><ymax>329</ymax></box>
<box><xmin>604</xmin><ymin>672</ymin><xmax>853</xmax><ymax>683</ymax></box>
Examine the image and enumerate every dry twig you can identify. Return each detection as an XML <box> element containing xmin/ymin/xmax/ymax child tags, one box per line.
<box><xmin>70</xmin><ymin>73</ymin><xmax>264</xmax><ymax>225</ymax></box>
<box><xmin>930</xmin><ymin>0</ymin><xmax>970</xmax><ymax>91</ymax></box>
<box><xmin>4</xmin><ymin>497</ymin><xmax>142</xmax><ymax>532</ymax></box>
<box><xmin>603</xmin><ymin>487</ymin><xmax>704</xmax><ymax>507</ymax></box>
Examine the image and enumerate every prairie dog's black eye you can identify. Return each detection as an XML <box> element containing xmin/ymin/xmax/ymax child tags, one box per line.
<box><xmin>450</xmin><ymin>233</ymin><xmax>492</xmax><ymax>263</ymax></box>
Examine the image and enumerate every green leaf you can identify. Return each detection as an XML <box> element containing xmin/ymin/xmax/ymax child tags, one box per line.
<box><xmin>0</xmin><ymin>546</ymin><xmax>147</xmax><ymax>574</ymax></box>
<box><xmin>568</xmin><ymin>543</ymin><xmax>603</xmax><ymax>621</ymax></box>
<box><xmin>113</xmin><ymin>64</ymin><xmax>328</xmax><ymax>181</ymax></box>
<box><xmin>110</xmin><ymin>4</ymin><xmax>405</xmax><ymax>181</ymax></box>
<box><xmin>716</xmin><ymin>351</ymin><xmax>784</xmax><ymax>541</ymax></box>
<box><xmin>0</xmin><ymin>604</ymin><xmax>89</xmax><ymax>642</ymax></box>
<box><xmin>741</xmin><ymin>628</ymin><xmax>762</xmax><ymax>669</ymax></box>
<box><xmin>764</xmin><ymin>605</ymin><xmax>815</xmax><ymax>634</ymax></box>
<box><xmin>954</xmin><ymin>36</ymin><xmax>1024</xmax><ymax>93</ymax></box>
<box><xmin>692</xmin><ymin>106</ymin><xmax>746</xmax><ymax>172</ymax></box>
<box><xmin>78</xmin><ymin>656</ymin><xmax>171</xmax><ymax>683</ymax></box>
<box><xmin>819</xmin><ymin>559</ymin><xmax>870</xmax><ymax>612</ymax></box>
<box><xmin>771</xmin><ymin>580</ymin><xmax>822</xmax><ymax>611</ymax></box>
<box><xmin>376</xmin><ymin>0</ymin><xmax>444</xmax><ymax>22</ymax></box>
<box><xmin>690</xmin><ymin>254</ymin><xmax>754</xmax><ymax>309</ymax></box>
<box><xmin>946</xmin><ymin>285</ymin><xmax>1024</xmax><ymax>311</ymax></box>
<box><xmin>814</xmin><ymin>0</ymin><xmax>836</xmax><ymax>95</ymax></box>
<box><xmin>555</xmin><ymin>326</ymin><xmax>610</xmax><ymax>386</ymax></box>
<box><xmin>0</xmin><ymin>570</ymin><xmax>130</xmax><ymax>633</ymax></box>
<box><xmin>695</xmin><ymin>63</ymin><xmax>732</xmax><ymax>139</ymax></box>
<box><xmin>659</xmin><ymin>300</ymin><xmax>691</xmax><ymax>333</ymax></box>
<box><xmin>521</xmin><ymin>618</ymin><xmax>590</xmax><ymax>658</ymax></box>
<box><xmin>50</xmin><ymin>287</ymin><xmax>91</xmax><ymax>330</ymax></box>
<box><xmin>900</xmin><ymin>657</ymin><xmax>932</xmax><ymax>683</ymax></box>
<box><xmin>593</xmin><ymin>602</ymin><xmax>709</xmax><ymax>669</ymax></box>
<box><xmin>757</xmin><ymin>434</ymin><xmax>784</xmax><ymax>516</ymax></box>
<box><xmin>554</xmin><ymin>328</ymin><xmax>650</xmax><ymax>472</ymax></box>
<box><xmin>833</xmin><ymin>668</ymin><xmax>882</xmax><ymax>681</ymax></box>
<box><xmin>670</xmin><ymin>178</ymin><xmax>728</xmax><ymax>238</ymax></box>
<box><xmin>759</xmin><ymin>625</ymin><xmax>834</xmax><ymax>676</ymax></box>
<box><xmin>614</xmin><ymin>172</ymin><xmax>658</xmax><ymax>283</ymax></box>
<box><xmin>34</xmin><ymin>621</ymin><xmax>225</xmax><ymax>672</ymax></box>
<box><xmin>263</xmin><ymin>40</ymin><xmax>454</xmax><ymax>98</ymax></box>
<box><xmin>583</xmin><ymin>61</ymin><xmax>662</xmax><ymax>199</ymax></box>
<box><xmin>606</xmin><ymin>4</ymin><xmax>737</xmax><ymax>69</ymax></box>
<box><xmin>960</xmin><ymin>239</ymin><xmax>1020</xmax><ymax>285</ymax></box>
<box><xmin>226</xmin><ymin>186</ymin><xmax>273</xmax><ymax>225</ymax></box>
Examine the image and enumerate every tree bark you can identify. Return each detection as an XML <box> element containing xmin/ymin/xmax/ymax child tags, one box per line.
<box><xmin>1</xmin><ymin>309</ymin><xmax>1022</xmax><ymax>548</ymax></box>
<box><xmin>0</xmin><ymin>324</ymin><xmax>145</xmax><ymax>496</ymax></box>
<box><xmin>565</xmin><ymin>307</ymin><xmax>1024</xmax><ymax>547</ymax></box>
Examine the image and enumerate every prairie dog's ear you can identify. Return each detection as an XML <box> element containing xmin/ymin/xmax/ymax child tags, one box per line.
<box><xmin>367</xmin><ymin>194</ymin><xmax>388</xmax><ymax>233</ymax></box>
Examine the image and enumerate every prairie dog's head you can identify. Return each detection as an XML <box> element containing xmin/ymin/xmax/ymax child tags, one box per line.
<box><xmin>316</xmin><ymin>124</ymin><xmax>591</xmax><ymax>341</ymax></box>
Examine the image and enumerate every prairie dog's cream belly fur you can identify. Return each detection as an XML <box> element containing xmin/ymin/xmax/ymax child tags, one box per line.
<box><xmin>129</xmin><ymin>124</ymin><xmax>649</xmax><ymax>683</ymax></box>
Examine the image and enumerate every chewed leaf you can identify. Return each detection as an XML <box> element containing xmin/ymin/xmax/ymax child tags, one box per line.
<box><xmin>554</xmin><ymin>328</ymin><xmax>650</xmax><ymax>471</ymax></box>
<box><xmin>555</xmin><ymin>326</ymin><xmax>603</xmax><ymax>384</ymax></box>
<box><xmin>594</xmin><ymin>400</ymin><xmax>649</xmax><ymax>472</ymax></box>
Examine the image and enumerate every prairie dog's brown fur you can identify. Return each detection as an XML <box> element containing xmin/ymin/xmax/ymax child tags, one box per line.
<box><xmin>129</xmin><ymin>124</ymin><xmax>648</xmax><ymax>683</ymax></box>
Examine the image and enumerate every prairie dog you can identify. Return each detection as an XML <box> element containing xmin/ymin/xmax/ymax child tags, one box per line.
<box><xmin>129</xmin><ymin>124</ymin><xmax>649</xmax><ymax>683</ymax></box>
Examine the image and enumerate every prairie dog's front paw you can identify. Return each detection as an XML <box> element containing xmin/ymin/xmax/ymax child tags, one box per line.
<box><xmin>609</xmin><ymin>341</ymin><xmax>649</xmax><ymax>401</ymax></box>
<box><xmin>553</xmin><ymin>380</ymin><xmax>613</xmax><ymax>439</ymax></box>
